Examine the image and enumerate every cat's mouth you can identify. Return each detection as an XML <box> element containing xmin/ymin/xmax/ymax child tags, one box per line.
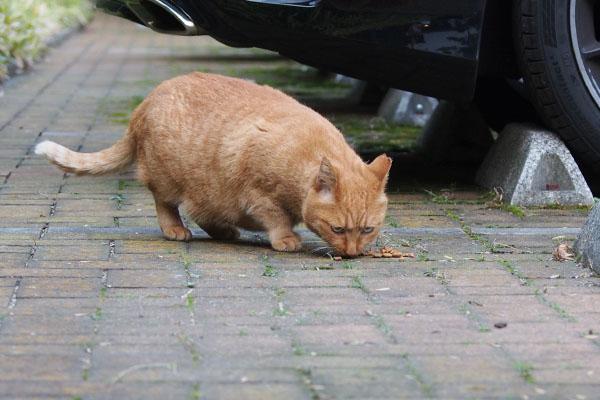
<box><xmin>331</xmin><ymin>247</ymin><xmax>362</xmax><ymax>258</ymax></box>
<box><xmin>339</xmin><ymin>253</ymin><xmax>360</xmax><ymax>258</ymax></box>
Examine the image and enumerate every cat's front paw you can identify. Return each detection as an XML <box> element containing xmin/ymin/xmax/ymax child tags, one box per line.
<box><xmin>271</xmin><ymin>233</ymin><xmax>302</xmax><ymax>252</ymax></box>
<box><xmin>163</xmin><ymin>226</ymin><xmax>192</xmax><ymax>241</ymax></box>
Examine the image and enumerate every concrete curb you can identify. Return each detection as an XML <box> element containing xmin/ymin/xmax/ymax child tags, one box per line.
<box><xmin>575</xmin><ymin>202</ymin><xmax>600</xmax><ymax>273</ymax></box>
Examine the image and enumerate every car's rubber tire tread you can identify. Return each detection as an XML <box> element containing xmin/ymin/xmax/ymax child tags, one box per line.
<box><xmin>514</xmin><ymin>0</ymin><xmax>600</xmax><ymax>170</ymax></box>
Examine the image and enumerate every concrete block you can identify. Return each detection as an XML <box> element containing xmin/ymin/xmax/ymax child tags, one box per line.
<box><xmin>377</xmin><ymin>89</ymin><xmax>438</xmax><ymax>127</ymax></box>
<box><xmin>575</xmin><ymin>203</ymin><xmax>600</xmax><ymax>273</ymax></box>
<box><xmin>475</xmin><ymin>123</ymin><xmax>594</xmax><ymax>206</ymax></box>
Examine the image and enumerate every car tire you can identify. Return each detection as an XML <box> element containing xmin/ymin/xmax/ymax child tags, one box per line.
<box><xmin>513</xmin><ymin>0</ymin><xmax>600</xmax><ymax>173</ymax></box>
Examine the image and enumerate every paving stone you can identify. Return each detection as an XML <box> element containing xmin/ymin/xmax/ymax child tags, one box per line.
<box><xmin>294</xmin><ymin>324</ymin><xmax>389</xmax><ymax>346</ymax></box>
<box><xmin>201</xmin><ymin>383</ymin><xmax>308</xmax><ymax>400</ymax></box>
<box><xmin>83</xmin><ymin>383</ymin><xmax>192</xmax><ymax>400</ymax></box>
<box><xmin>415</xmin><ymin>355</ymin><xmax>519</xmax><ymax>384</ymax></box>
<box><xmin>0</xmin><ymin>267</ymin><xmax>102</xmax><ymax>279</ymax></box>
<box><xmin>107</xmin><ymin>269</ymin><xmax>185</xmax><ymax>288</ymax></box>
<box><xmin>309</xmin><ymin>366</ymin><xmax>424</xmax><ymax>398</ymax></box>
<box><xmin>0</xmin><ymin>382</ymin><xmax>96</xmax><ymax>400</ymax></box>
<box><xmin>17</xmin><ymin>277</ymin><xmax>100</xmax><ymax>298</ymax></box>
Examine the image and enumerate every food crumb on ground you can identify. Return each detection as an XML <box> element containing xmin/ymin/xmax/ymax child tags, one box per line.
<box><xmin>361</xmin><ymin>247</ymin><xmax>416</xmax><ymax>259</ymax></box>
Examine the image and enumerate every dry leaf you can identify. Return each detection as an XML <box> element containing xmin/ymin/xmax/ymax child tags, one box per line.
<box><xmin>553</xmin><ymin>243</ymin><xmax>574</xmax><ymax>262</ymax></box>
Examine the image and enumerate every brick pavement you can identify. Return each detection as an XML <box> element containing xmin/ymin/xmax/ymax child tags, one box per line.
<box><xmin>1</xmin><ymin>13</ymin><xmax>600</xmax><ymax>400</ymax></box>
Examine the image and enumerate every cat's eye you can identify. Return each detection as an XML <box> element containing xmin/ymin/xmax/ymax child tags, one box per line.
<box><xmin>331</xmin><ymin>226</ymin><xmax>345</xmax><ymax>234</ymax></box>
<box><xmin>362</xmin><ymin>227</ymin><xmax>374</xmax><ymax>234</ymax></box>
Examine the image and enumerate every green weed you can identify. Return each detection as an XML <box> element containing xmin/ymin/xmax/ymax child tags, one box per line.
<box><xmin>262</xmin><ymin>255</ymin><xmax>277</xmax><ymax>277</ymax></box>
<box><xmin>418</xmin><ymin>253</ymin><xmax>435</xmax><ymax>262</ymax></box>
<box><xmin>109</xmin><ymin>194</ymin><xmax>125</xmax><ymax>210</ymax></box>
<box><xmin>537</xmin><ymin>295</ymin><xmax>575</xmax><ymax>322</ymax></box>
<box><xmin>504</xmin><ymin>205</ymin><xmax>524</xmax><ymax>217</ymax></box>
<box><xmin>350</xmin><ymin>276</ymin><xmax>365</xmax><ymax>290</ymax></box>
<box><xmin>513</xmin><ymin>360</ymin><xmax>534</xmax><ymax>383</ymax></box>
<box><xmin>291</xmin><ymin>341</ymin><xmax>305</xmax><ymax>356</ymax></box>
<box><xmin>181</xmin><ymin>251</ymin><xmax>196</xmax><ymax>287</ymax></box>
<box><xmin>376</xmin><ymin>316</ymin><xmax>392</xmax><ymax>336</ymax></box>
<box><xmin>186</xmin><ymin>295</ymin><xmax>194</xmax><ymax>312</ymax></box>
<box><xmin>401</xmin><ymin>353</ymin><xmax>434</xmax><ymax>396</ymax></box>
<box><xmin>498</xmin><ymin>260</ymin><xmax>530</xmax><ymax>286</ymax></box>
<box><xmin>424</xmin><ymin>189</ymin><xmax>456</xmax><ymax>204</ymax></box>
<box><xmin>118</xmin><ymin>179</ymin><xmax>129</xmax><ymax>190</ymax></box>
<box><xmin>445</xmin><ymin>210</ymin><xmax>460</xmax><ymax>221</ymax></box>
<box><xmin>189</xmin><ymin>384</ymin><xmax>202</xmax><ymax>400</ymax></box>
<box><xmin>91</xmin><ymin>307</ymin><xmax>102</xmax><ymax>321</ymax></box>
<box><xmin>386</xmin><ymin>215</ymin><xmax>398</xmax><ymax>228</ymax></box>
<box><xmin>273</xmin><ymin>302</ymin><xmax>288</xmax><ymax>317</ymax></box>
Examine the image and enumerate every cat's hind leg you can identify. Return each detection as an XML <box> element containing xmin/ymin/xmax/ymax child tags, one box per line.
<box><xmin>200</xmin><ymin>222</ymin><xmax>240</xmax><ymax>240</ymax></box>
<box><xmin>154</xmin><ymin>198</ymin><xmax>192</xmax><ymax>241</ymax></box>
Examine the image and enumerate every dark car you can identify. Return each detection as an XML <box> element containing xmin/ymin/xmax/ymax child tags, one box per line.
<box><xmin>95</xmin><ymin>0</ymin><xmax>600</xmax><ymax>173</ymax></box>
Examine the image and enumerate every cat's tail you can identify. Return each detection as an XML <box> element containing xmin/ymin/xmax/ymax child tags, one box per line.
<box><xmin>34</xmin><ymin>130</ymin><xmax>135</xmax><ymax>176</ymax></box>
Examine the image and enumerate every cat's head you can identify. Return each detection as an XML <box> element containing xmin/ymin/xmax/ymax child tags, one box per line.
<box><xmin>303</xmin><ymin>154</ymin><xmax>392</xmax><ymax>257</ymax></box>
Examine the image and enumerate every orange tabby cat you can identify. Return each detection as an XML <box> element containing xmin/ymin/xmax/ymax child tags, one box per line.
<box><xmin>35</xmin><ymin>72</ymin><xmax>391</xmax><ymax>256</ymax></box>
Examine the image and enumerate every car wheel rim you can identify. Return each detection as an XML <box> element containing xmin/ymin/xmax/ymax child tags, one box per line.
<box><xmin>570</xmin><ymin>0</ymin><xmax>600</xmax><ymax>110</ymax></box>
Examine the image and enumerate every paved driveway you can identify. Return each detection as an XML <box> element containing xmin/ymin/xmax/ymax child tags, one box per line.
<box><xmin>0</xmin><ymin>13</ymin><xmax>599</xmax><ymax>400</ymax></box>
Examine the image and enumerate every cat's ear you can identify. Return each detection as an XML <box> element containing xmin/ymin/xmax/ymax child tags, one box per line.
<box><xmin>315</xmin><ymin>157</ymin><xmax>337</xmax><ymax>193</ymax></box>
<box><xmin>368</xmin><ymin>154</ymin><xmax>392</xmax><ymax>185</ymax></box>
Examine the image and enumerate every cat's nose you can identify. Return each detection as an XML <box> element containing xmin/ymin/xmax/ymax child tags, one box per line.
<box><xmin>345</xmin><ymin>243</ymin><xmax>359</xmax><ymax>257</ymax></box>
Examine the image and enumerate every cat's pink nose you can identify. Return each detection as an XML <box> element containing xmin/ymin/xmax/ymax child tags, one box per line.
<box><xmin>344</xmin><ymin>243</ymin><xmax>359</xmax><ymax>257</ymax></box>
